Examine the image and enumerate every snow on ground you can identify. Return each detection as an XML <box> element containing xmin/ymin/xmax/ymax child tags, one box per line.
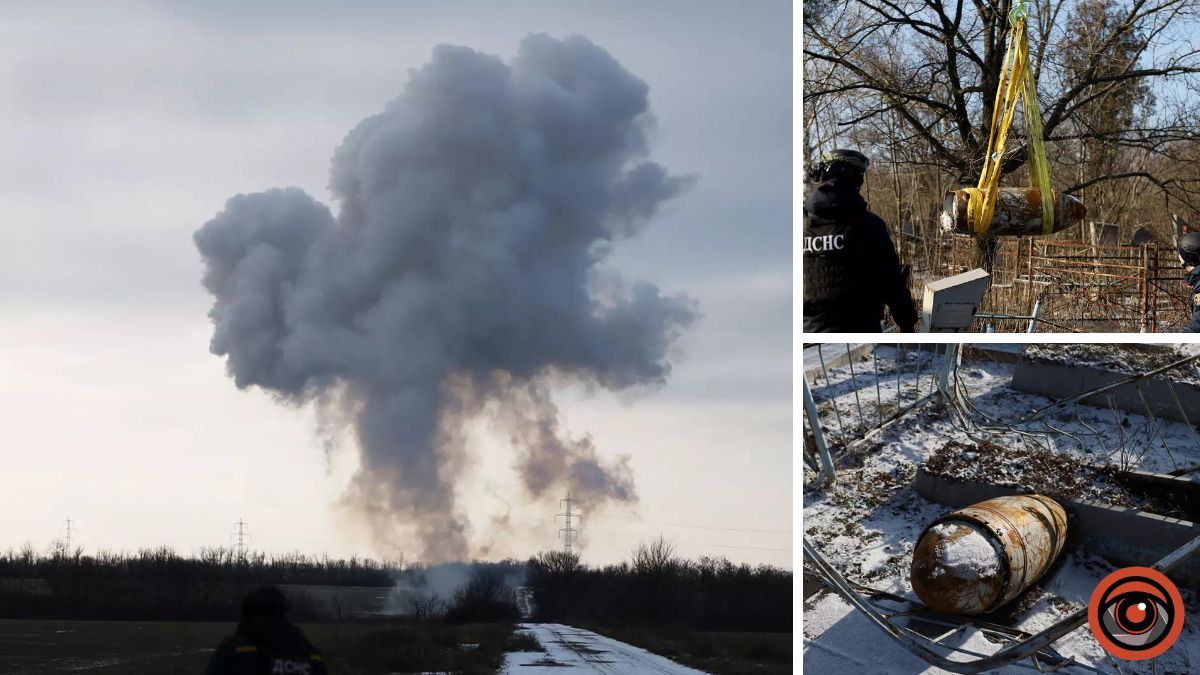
<box><xmin>808</xmin><ymin>344</ymin><xmax>1200</xmax><ymax>477</ymax></box>
<box><xmin>1025</xmin><ymin>343</ymin><xmax>1200</xmax><ymax>385</ymax></box>
<box><xmin>803</xmin><ymin>344</ymin><xmax>1200</xmax><ymax>674</ymax></box>
<box><xmin>802</xmin><ymin>590</ymin><xmax>1069</xmax><ymax>674</ymax></box>
<box><xmin>501</xmin><ymin>623</ymin><xmax>709</xmax><ymax>674</ymax></box>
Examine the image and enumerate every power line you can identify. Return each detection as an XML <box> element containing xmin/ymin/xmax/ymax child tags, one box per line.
<box><xmin>678</xmin><ymin>541</ymin><xmax>792</xmax><ymax>552</ymax></box>
<box><xmin>589</xmin><ymin>543</ymin><xmax>792</xmax><ymax>555</ymax></box>
<box><xmin>506</xmin><ymin>513</ymin><xmax>792</xmax><ymax>536</ymax></box>
<box><xmin>588</xmin><ymin>531</ymin><xmax>792</xmax><ymax>553</ymax></box>
<box><xmin>590</xmin><ymin>514</ymin><xmax>791</xmax><ymax>535</ymax></box>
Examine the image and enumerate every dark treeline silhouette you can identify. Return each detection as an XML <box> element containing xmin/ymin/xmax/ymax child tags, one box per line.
<box><xmin>0</xmin><ymin>544</ymin><xmax>400</xmax><ymax>621</ymax></box>
<box><xmin>0</xmin><ymin>545</ymin><xmax>397</xmax><ymax>586</ymax></box>
<box><xmin>526</xmin><ymin>538</ymin><xmax>791</xmax><ymax>632</ymax></box>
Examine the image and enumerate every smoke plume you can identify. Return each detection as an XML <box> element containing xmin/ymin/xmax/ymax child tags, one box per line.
<box><xmin>194</xmin><ymin>34</ymin><xmax>697</xmax><ymax>561</ymax></box>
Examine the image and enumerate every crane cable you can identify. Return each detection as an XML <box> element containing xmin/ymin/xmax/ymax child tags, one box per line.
<box><xmin>964</xmin><ymin>0</ymin><xmax>1055</xmax><ymax>237</ymax></box>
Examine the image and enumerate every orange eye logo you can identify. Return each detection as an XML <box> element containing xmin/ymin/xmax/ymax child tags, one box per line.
<box><xmin>1088</xmin><ymin>567</ymin><xmax>1184</xmax><ymax>660</ymax></box>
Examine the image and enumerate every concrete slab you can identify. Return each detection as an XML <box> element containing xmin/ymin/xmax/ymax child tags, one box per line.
<box><xmin>964</xmin><ymin>344</ymin><xmax>1025</xmax><ymax>364</ymax></box>
<box><xmin>1011</xmin><ymin>357</ymin><xmax>1200</xmax><ymax>425</ymax></box>
<box><xmin>1119</xmin><ymin>470</ymin><xmax>1200</xmax><ymax>521</ymax></box>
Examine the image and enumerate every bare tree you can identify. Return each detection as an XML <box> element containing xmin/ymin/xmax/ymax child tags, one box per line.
<box><xmin>631</xmin><ymin>536</ymin><xmax>678</xmax><ymax>576</ymax></box>
<box><xmin>804</xmin><ymin>0</ymin><xmax>1200</xmax><ymax>213</ymax></box>
<box><xmin>532</xmin><ymin>550</ymin><xmax>581</xmax><ymax>574</ymax></box>
<box><xmin>408</xmin><ymin>592</ymin><xmax>444</xmax><ymax>620</ymax></box>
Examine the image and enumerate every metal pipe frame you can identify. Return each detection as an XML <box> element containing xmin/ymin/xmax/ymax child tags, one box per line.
<box><xmin>802</xmin><ymin>378</ymin><xmax>836</xmax><ymax>482</ymax></box>
<box><xmin>1020</xmin><ymin>353</ymin><xmax>1200</xmax><ymax>423</ymax></box>
<box><xmin>823</xmin><ymin>579</ymin><xmax>1124</xmax><ymax>674</ymax></box>
<box><xmin>804</xmin><ymin>345</ymin><xmax>954</xmax><ymax>461</ymax></box>
<box><xmin>909</xmin><ymin>238</ymin><xmax>1188</xmax><ymax>333</ymax></box>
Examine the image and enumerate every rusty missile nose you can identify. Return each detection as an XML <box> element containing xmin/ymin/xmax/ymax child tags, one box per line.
<box><xmin>911</xmin><ymin>521</ymin><xmax>1005</xmax><ymax>615</ymax></box>
<box><xmin>1058</xmin><ymin>189</ymin><xmax>1087</xmax><ymax>223</ymax></box>
<box><xmin>911</xmin><ymin>494</ymin><xmax>1068</xmax><ymax>615</ymax></box>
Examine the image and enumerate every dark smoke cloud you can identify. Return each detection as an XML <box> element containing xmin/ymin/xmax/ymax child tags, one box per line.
<box><xmin>195</xmin><ymin>34</ymin><xmax>697</xmax><ymax>561</ymax></box>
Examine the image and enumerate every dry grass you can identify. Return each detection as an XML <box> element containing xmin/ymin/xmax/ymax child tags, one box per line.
<box><xmin>0</xmin><ymin>617</ymin><xmax>521</xmax><ymax>675</ymax></box>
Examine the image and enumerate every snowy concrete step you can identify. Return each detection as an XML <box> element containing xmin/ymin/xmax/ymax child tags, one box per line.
<box><xmin>1011</xmin><ymin>354</ymin><xmax>1200</xmax><ymax>425</ymax></box>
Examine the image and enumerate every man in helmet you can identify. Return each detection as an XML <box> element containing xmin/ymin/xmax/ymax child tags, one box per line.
<box><xmin>803</xmin><ymin>149</ymin><xmax>918</xmax><ymax>332</ymax></box>
<box><xmin>206</xmin><ymin>586</ymin><xmax>327</xmax><ymax>675</ymax></box>
<box><xmin>1178</xmin><ymin>232</ymin><xmax>1200</xmax><ymax>333</ymax></box>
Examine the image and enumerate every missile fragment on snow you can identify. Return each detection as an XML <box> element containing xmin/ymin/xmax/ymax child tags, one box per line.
<box><xmin>940</xmin><ymin>188</ymin><xmax>1087</xmax><ymax>237</ymax></box>
<box><xmin>910</xmin><ymin>494</ymin><xmax>1067</xmax><ymax>615</ymax></box>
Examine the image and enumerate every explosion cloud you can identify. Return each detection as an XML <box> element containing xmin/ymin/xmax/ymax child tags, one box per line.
<box><xmin>194</xmin><ymin>34</ymin><xmax>697</xmax><ymax>561</ymax></box>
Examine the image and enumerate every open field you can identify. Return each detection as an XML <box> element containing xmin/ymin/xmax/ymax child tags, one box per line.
<box><xmin>0</xmin><ymin>618</ymin><xmax>523</xmax><ymax>675</ymax></box>
<box><xmin>580</xmin><ymin>624</ymin><xmax>792</xmax><ymax>675</ymax></box>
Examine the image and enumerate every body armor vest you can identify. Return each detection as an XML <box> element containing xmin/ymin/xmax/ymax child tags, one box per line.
<box><xmin>803</xmin><ymin>211</ymin><xmax>860</xmax><ymax>305</ymax></box>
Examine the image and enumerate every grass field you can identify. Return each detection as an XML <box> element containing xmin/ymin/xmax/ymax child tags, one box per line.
<box><xmin>583</xmin><ymin>624</ymin><xmax>793</xmax><ymax>675</ymax></box>
<box><xmin>0</xmin><ymin>618</ymin><xmax>528</xmax><ymax>674</ymax></box>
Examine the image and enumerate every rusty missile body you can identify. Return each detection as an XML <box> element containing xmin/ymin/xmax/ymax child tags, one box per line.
<box><xmin>940</xmin><ymin>188</ymin><xmax>1087</xmax><ymax>237</ymax></box>
<box><xmin>910</xmin><ymin>495</ymin><xmax>1067</xmax><ymax>615</ymax></box>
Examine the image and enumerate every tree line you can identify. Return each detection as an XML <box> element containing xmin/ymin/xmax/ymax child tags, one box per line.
<box><xmin>524</xmin><ymin>538</ymin><xmax>792</xmax><ymax>632</ymax></box>
<box><xmin>0</xmin><ymin>539</ymin><xmax>793</xmax><ymax>629</ymax></box>
<box><xmin>0</xmin><ymin>544</ymin><xmax>400</xmax><ymax>620</ymax></box>
<box><xmin>0</xmin><ymin>544</ymin><xmax>399</xmax><ymax>587</ymax></box>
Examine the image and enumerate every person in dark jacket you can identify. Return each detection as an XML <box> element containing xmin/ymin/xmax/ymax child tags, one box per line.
<box><xmin>1179</xmin><ymin>232</ymin><xmax>1200</xmax><ymax>333</ymax></box>
<box><xmin>206</xmin><ymin>586</ymin><xmax>327</xmax><ymax>675</ymax></box>
<box><xmin>803</xmin><ymin>149</ymin><xmax>918</xmax><ymax>332</ymax></box>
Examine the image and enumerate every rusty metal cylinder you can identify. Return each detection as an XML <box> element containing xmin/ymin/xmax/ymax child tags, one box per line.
<box><xmin>940</xmin><ymin>188</ymin><xmax>1087</xmax><ymax>237</ymax></box>
<box><xmin>910</xmin><ymin>494</ymin><xmax>1068</xmax><ymax>615</ymax></box>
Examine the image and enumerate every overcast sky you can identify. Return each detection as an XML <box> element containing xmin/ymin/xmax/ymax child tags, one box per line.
<box><xmin>0</xmin><ymin>0</ymin><xmax>792</xmax><ymax>567</ymax></box>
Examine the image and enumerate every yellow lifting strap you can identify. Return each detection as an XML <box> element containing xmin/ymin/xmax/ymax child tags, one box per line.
<box><xmin>965</xmin><ymin>0</ymin><xmax>1054</xmax><ymax>237</ymax></box>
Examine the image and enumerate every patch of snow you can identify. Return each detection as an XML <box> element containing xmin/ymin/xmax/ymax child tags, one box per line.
<box><xmin>501</xmin><ymin>623</ymin><xmax>710</xmax><ymax>674</ymax></box>
<box><xmin>928</xmin><ymin>522</ymin><xmax>1001</xmax><ymax>581</ymax></box>
<box><xmin>804</xmin><ymin>591</ymin><xmax>1034</xmax><ymax>674</ymax></box>
<box><xmin>1024</xmin><ymin>343</ymin><xmax>1200</xmax><ymax>385</ymax></box>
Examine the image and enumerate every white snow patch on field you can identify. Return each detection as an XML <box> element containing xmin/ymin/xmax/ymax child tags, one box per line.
<box><xmin>501</xmin><ymin>623</ymin><xmax>709</xmax><ymax>674</ymax></box>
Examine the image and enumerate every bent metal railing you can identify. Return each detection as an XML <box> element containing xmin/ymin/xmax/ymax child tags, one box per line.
<box><xmin>947</xmin><ymin>352</ymin><xmax>1200</xmax><ymax>475</ymax></box>
<box><xmin>802</xmin><ymin>343</ymin><xmax>959</xmax><ymax>482</ymax></box>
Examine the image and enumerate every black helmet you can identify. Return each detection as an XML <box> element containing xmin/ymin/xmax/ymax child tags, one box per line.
<box><xmin>807</xmin><ymin>148</ymin><xmax>869</xmax><ymax>183</ymax></box>
<box><xmin>242</xmin><ymin>585</ymin><xmax>289</xmax><ymax>618</ymax></box>
<box><xmin>1181</xmin><ymin>232</ymin><xmax>1200</xmax><ymax>265</ymax></box>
